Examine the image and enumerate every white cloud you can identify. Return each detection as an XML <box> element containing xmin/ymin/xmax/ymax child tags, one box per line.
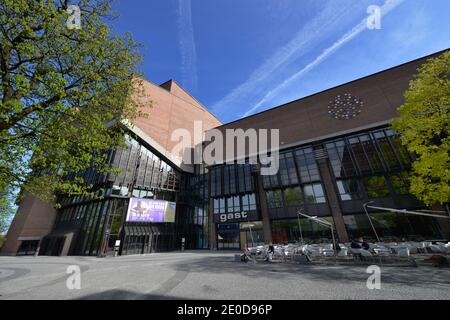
<box><xmin>176</xmin><ymin>0</ymin><xmax>198</xmax><ymax>92</ymax></box>
<box><xmin>242</xmin><ymin>0</ymin><xmax>405</xmax><ymax>117</ymax></box>
<box><xmin>211</xmin><ymin>0</ymin><xmax>361</xmax><ymax>114</ymax></box>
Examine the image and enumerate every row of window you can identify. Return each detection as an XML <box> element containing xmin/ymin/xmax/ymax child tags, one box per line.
<box><xmin>336</xmin><ymin>172</ymin><xmax>411</xmax><ymax>201</ymax></box>
<box><xmin>272</xmin><ymin>217</ymin><xmax>334</xmax><ymax>244</ymax></box>
<box><xmin>187</xmin><ymin>171</ymin><xmax>209</xmax><ymax>205</ymax></box>
<box><xmin>55</xmin><ymin>198</ymin><xmax>127</xmax><ymax>256</ymax></box>
<box><xmin>64</xmin><ymin>150</ymin><xmax>114</xmax><ymax>189</ymax></box>
<box><xmin>213</xmin><ymin>193</ymin><xmax>257</xmax><ymax>214</ymax></box>
<box><xmin>325</xmin><ymin>128</ymin><xmax>411</xmax><ymax>179</ymax></box>
<box><xmin>57</xmin><ymin>201</ymin><xmax>98</xmax><ymax>223</ymax></box>
<box><xmin>343</xmin><ymin>212</ymin><xmax>441</xmax><ymax>242</ymax></box>
<box><xmin>110</xmin><ymin>134</ymin><xmax>181</xmax><ymax>192</ymax></box>
<box><xmin>77</xmin><ymin>200</ymin><xmax>109</xmax><ymax>255</ymax></box>
<box><xmin>57</xmin><ymin>183</ymin><xmax>120</xmax><ymax>207</ymax></box>
<box><xmin>263</xmin><ymin>147</ymin><xmax>321</xmax><ymax>189</ymax></box>
<box><xmin>210</xmin><ymin>164</ymin><xmax>254</xmax><ymax>197</ymax></box>
<box><xmin>266</xmin><ymin>183</ymin><xmax>327</xmax><ymax>209</ymax></box>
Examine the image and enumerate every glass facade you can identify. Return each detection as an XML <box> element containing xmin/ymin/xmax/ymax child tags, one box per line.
<box><xmin>272</xmin><ymin>217</ymin><xmax>334</xmax><ymax>244</ymax></box>
<box><xmin>210</xmin><ymin>126</ymin><xmax>440</xmax><ymax>248</ymax></box>
<box><xmin>211</xmin><ymin>163</ymin><xmax>257</xmax><ymax>223</ymax></box>
<box><xmin>323</xmin><ymin>127</ymin><xmax>441</xmax><ymax>242</ymax></box>
<box><xmin>325</xmin><ymin>127</ymin><xmax>413</xmax><ymax>200</ymax></box>
<box><xmin>41</xmin><ymin>125</ymin><xmax>443</xmax><ymax>255</ymax></box>
<box><xmin>262</xmin><ymin>147</ymin><xmax>327</xmax><ymax>211</ymax></box>
<box><xmin>110</xmin><ymin>134</ymin><xmax>181</xmax><ymax>195</ymax></box>
<box><xmin>44</xmin><ymin>132</ymin><xmax>203</xmax><ymax>256</ymax></box>
<box><xmin>183</xmin><ymin>164</ymin><xmax>210</xmax><ymax>249</ymax></box>
<box><xmin>343</xmin><ymin>212</ymin><xmax>441</xmax><ymax>242</ymax></box>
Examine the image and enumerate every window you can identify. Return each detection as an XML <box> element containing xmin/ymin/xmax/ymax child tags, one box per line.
<box><xmin>242</xmin><ymin>193</ymin><xmax>256</xmax><ymax>211</ymax></box>
<box><xmin>362</xmin><ymin>176</ymin><xmax>390</xmax><ymax>198</ymax></box>
<box><xmin>76</xmin><ymin>205</ymin><xmax>85</xmax><ymax>220</ymax></box>
<box><xmin>263</xmin><ymin>175</ymin><xmax>271</xmax><ymax>189</ymax></box>
<box><xmin>336</xmin><ymin>179</ymin><xmax>362</xmax><ymax>201</ymax></box>
<box><xmin>227</xmin><ymin>196</ymin><xmax>240</xmax><ymax>213</ymax></box>
<box><xmin>151</xmin><ymin>158</ymin><xmax>161</xmax><ymax>188</ymax></box>
<box><xmin>213</xmin><ymin>198</ymin><xmax>226</xmax><ymax>214</ymax></box>
<box><xmin>326</xmin><ymin>143</ymin><xmax>345</xmax><ymax>178</ymax></box>
<box><xmin>279</xmin><ymin>152</ymin><xmax>299</xmax><ymax>186</ymax></box>
<box><xmin>269</xmin><ymin>172</ymin><xmax>280</xmax><ymax>188</ymax></box>
<box><xmin>348</xmin><ymin>137</ymin><xmax>371</xmax><ymax>174</ymax></box>
<box><xmin>303</xmin><ymin>183</ymin><xmax>326</xmax><ymax>204</ymax></box>
<box><xmin>359</xmin><ymin>134</ymin><xmax>383</xmax><ymax>172</ymax></box>
<box><xmin>372</xmin><ymin>130</ymin><xmax>400</xmax><ymax>170</ymax></box>
<box><xmin>262</xmin><ymin>162</ymin><xmax>282</xmax><ymax>189</ymax></box>
<box><xmin>223</xmin><ymin>165</ymin><xmax>237</xmax><ymax>195</ymax></box>
<box><xmin>223</xmin><ymin>165</ymin><xmax>230</xmax><ymax>195</ymax></box>
<box><xmin>389</xmin><ymin>134</ymin><xmax>411</xmax><ymax>167</ymax></box>
<box><xmin>210</xmin><ymin>167</ymin><xmax>223</xmax><ymax>197</ymax></box>
<box><xmin>284</xmin><ymin>187</ymin><xmax>303</xmax><ymax>207</ymax></box>
<box><xmin>244</xmin><ymin>165</ymin><xmax>254</xmax><ymax>192</ymax></box>
<box><xmin>210</xmin><ymin>168</ymin><xmax>217</xmax><ymax>197</ymax></box>
<box><xmin>237</xmin><ymin>165</ymin><xmax>246</xmax><ymax>192</ymax></box>
<box><xmin>266</xmin><ymin>190</ymin><xmax>283</xmax><ymax>208</ymax></box>
<box><xmin>294</xmin><ymin>147</ymin><xmax>320</xmax><ymax>183</ymax></box>
<box><xmin>389</xmin><ymin>172</ymin><xmax>410</xmax><ymax>195</ymax></box>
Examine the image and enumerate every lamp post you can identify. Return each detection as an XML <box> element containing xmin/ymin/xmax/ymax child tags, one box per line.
<box><xmin>296</xmin><ymin>209</ymin><xmax>305</xmax><ymax>245</ymax></box>
<box><xmin>246</xmin><ymin>214</ymin><xmax>255</xmax><ymax>248</ymax></box>
<box><xmin>363</xmin><ymin>201</ymin><xmax>380</xmax><ymax>242</ymax></box>
<box><xmin>297</xmin><ymin>210</ymin><xmax>337</xmax><ymax>253</ymax></box>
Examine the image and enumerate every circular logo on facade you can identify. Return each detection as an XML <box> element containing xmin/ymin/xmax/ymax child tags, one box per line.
<box><xmin>328</xmin><ymin>93</ymin><xmax>364</xmax><ymax>120</ymax></box>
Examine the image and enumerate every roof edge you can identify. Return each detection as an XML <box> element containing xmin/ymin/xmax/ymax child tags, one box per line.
<box><xmin>212</xmin><ymin>48</ymin><xmax>449</xmax><ymax>130</ymax></box>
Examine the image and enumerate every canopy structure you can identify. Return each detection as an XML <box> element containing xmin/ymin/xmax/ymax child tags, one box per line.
<box><xmin>297</xmin><ymin>209</ymin><xmax>337</xmax><ymax>252</ymax></box>
<box><xmin>362</xmin><ymin>202</ymin><xmax>450</xmax><ymax>242</ymax></box>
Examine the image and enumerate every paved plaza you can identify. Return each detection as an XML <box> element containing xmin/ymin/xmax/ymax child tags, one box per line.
<box><xmin>1</xmin><ymin>251</ymin><xmax>449</xmax><ymax>300</ymax></box>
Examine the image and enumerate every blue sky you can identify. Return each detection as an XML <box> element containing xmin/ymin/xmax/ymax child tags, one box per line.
<box><xmin>110</xmin><ymin>0</ymin><xmax>450</xmax><ymax>124</ymax></box>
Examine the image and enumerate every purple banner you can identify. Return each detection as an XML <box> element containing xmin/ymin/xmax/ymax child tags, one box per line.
<box><xmin>126</xmin><ymin>198</ymin><xmax>176</xmax><ymax>223</ymax></box>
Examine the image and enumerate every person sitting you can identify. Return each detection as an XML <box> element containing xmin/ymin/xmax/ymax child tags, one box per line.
<box><xmin>241</xmin><ymin>247</ymin><xmax>252</xmax><ymax>263</ymax></box>
<box><xmin>361</xmin><ymin>238</ymin><xmax>370</xmax><ymax>251</ymax></box>
<box><xmin>350</xmin><ymin>238</ymin><xmax>362</xmax><ymax>249</ymax></box>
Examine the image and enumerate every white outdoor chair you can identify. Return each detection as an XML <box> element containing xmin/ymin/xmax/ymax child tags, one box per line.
<box><xmin>429</xmin><ymin>245</ymin><xmax>444</xmax><ymax>253</ymax></box>
<box><xmin>396</xmin><ymin>248</ymin><xmax>410</xmax><ymax>258</ymax></box>
<box><xmin>338</xmin><ymin>248</ymin><xmax>348</xmax><ymax>257</ymax></box>
<box><xmin>322</xmin><ymin>250</ymin><xmax>335</xmax><ymax>257</ymax></box>
<box><xmin>373</xmin><ymin>246</ymin><xmax>391</xmax><ymax>256</ymax></box>
<box><xmin>443</xmin><ymin>243</ymin><xmax>450</xmax><ymax>254</ymax></box>
<box><xmin>360</xmin><ymin>249</ymin><xmax>373</xmax><ymax>257</ymax></box>
<box><xmin>405</xmin><ymin>243</ymin><xmax>419</xmax><ymax>254</ymax></box>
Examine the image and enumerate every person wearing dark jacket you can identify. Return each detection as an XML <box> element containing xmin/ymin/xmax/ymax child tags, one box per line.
<box><xmin>350</xmin><ymin>239</ymin><xmax>362</xmax><ymax>249</ymax></box>
<box><xmin>351</xmin><ymin>238</ymin><xmax>370</xmax><ymax>250</ymax></box>
<box><xmin>265</xmin><ymin>243</ymin><xmax>275</xmax><ymax>262</ymax></box>
<box><xmin>361</xmin><ymin>239</ymin><xmax>370</xmax><ymax>251</ymax></box>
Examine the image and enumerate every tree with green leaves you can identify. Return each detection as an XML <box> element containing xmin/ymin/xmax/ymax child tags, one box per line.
<box><xmin>0</xmin><ymin>0</ymin><xmax>145</xmax><ymax>204</ymax></box>
<box><xmin>0</xmin><ymin>188</ymin><xmax>16</xmax><ymax>234</ymax></box>
<box><xmin>392</xmin><ymin>51</ymin><xmax>450</xmax><ymax>206</ymax></box>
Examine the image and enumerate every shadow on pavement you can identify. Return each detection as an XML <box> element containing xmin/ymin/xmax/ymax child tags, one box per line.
<box><xmin>76</xmin><ymin>289</ymin><xmax>185</xmax><ymax>300</ymax></box>
<box><xmin>171</xmin><ymin>255</ymin><xmax>450</xmax><ymax>290</ymax></box>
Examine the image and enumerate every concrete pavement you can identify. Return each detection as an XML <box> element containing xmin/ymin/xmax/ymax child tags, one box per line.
<box><xmin>1</xmin><ymin>251</ymin><xmax>449</xmax><ymax>300</ymax></box>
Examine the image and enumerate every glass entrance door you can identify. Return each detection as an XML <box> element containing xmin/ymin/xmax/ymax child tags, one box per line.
<box><xmin>240</xmin><ymin>221</ymin><xmax>264</xmax><ymax>249</ymax></box>
<box><xmin>217</xmin><ymin>222</ymin><xmax>265</xmax><ymax>250</ymax></box>
<box><xmin>217</xmin><ymin>223</ymin><xmax>240</xmax><ymax>250</ymax></box>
